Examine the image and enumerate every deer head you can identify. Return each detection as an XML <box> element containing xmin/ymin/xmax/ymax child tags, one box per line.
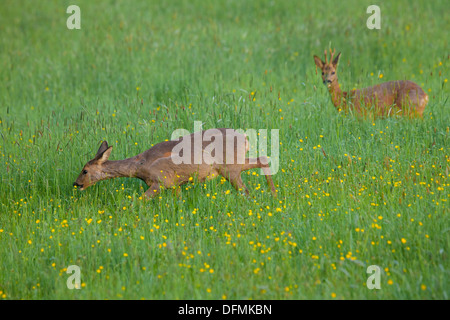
<box><xmin>73</xmin><ymin>141</ymin><xmax>112</xmax><ymax>190</ymax></box>
<box><xmin>314</xmin><ymin>49</ymin><xmax>341</xmax><ymax>88</ymax></box>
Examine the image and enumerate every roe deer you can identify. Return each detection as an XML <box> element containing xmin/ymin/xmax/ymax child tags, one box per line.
<box><xmin>73</xmin><ymin>128</ymin><xmax>276</xmax><ymax>199</ymax></box>
<box><xmin>314</xmin><ymin>49</ymin><xmax>428</xmax><ymax>117</ymax></box>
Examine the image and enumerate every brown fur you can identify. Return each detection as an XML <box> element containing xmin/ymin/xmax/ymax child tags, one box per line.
<box><xmin>314</xmin><ymin>49</ymin><xmax>428</xmax><ymax>118</ymax></box>
<box><xmin>73</xmin><ymin>128</ymin><xmax>276</xmax><ymax>199</ymax></box>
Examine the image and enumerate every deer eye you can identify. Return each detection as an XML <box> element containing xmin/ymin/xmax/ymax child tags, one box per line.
<box><xmin>332</xmin><ymin>72</ymin><xmax>335</xmax><ymax>75</ymax></box>
<box><xmin>322</xmin><ymin>72</ymin><xmax>324</xmax><ymax>75</ymax></box>
<box><xmin>83</xmin><ymin>170</ymin><xmax>88</xmax><ymax>175</ymax></box>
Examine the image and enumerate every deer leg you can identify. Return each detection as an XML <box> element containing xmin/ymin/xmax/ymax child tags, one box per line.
<box><xmin>171</xmin><ymin>185</ymin><xmax>182</xmax><ymax>199</ymax></box>
<box><xmin>144</xmin><ymin>182</ymin><xmax>161</xmax><ymax>199</ymax></box>
<box><xmin>228</xmin><ymin>172</ymin><xmax>250</xmax><ymax>196</ymax></box>
<box><xmin>218</xmin><ymin>168</ymin><xmax>250</xmax><ymax>196</ymax></box>
<box><xmin>241</xmin><ymin>157</ymin><xmax>277</xmax><ymax>196</ymax></box>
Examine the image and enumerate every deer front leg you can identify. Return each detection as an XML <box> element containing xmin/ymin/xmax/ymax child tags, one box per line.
<box><xmin>230</xmin><ymin>173</ymin><xmax>250</xmax><ymax>196</ymax></box>
<box><xmin>171</xmin><ymin>185</ymin><xmax>182</xmax><ymax>199</ymax></box>
<box><xmin>144</xmin><ymin>182</ymin><xmax>161</xmax><ymax>199</ymax></box>
<box><xmin>242</xmin><ymin>157</ymin><xmax>277</xmax><ymax>197</ymax></box>
<box><xmin>220</xmin><ymin>170</ymin><xmax>250</xmax><ymax>196</ymax></box>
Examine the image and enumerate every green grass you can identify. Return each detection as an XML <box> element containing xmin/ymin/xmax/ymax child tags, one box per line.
<box><xmin>0</xmin><ymin>0</ymin><xmax>448</xmax><ymax>299</ymax></box>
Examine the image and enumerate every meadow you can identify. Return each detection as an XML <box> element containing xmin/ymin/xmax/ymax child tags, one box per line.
<box><xmin>0</xmin><ymin>0</ymin><xmax>448</xmax><ymax>300</ymax></box>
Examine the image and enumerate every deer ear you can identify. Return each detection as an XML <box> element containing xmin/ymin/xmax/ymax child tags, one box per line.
<box><xmin>96</xmin><ymin>141</ymin><xmax>109</xmax><ymax>157</ymax></box>
<box><xmin>96</xmin><ymin>146</ymin><xmax>112</xmax><ymax>165</ymax></box>
<box><xmin>332</xmin><ymin>52</ymin><xmax>341</xmax><ymax>68</ymax></box>
<box><xmin>314</xmin><ymin>55</ymin><xmax>324</xmax><ymax>69</ymax></box>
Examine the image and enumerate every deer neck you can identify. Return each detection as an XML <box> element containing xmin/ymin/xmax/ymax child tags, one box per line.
<box><xmin>101</xmin><ymin>158</ymin><xmax>139</xmax><ymax>180</ymax></box>
<box><xmin>328</xmin><ymin>79</ymin><xmax>347</xmax><ymax>109</ymax></box>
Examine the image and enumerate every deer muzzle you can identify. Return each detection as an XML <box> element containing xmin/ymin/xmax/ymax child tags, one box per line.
<box><xmin>73</xmin><ymin>182</ymin><xmax>84</xmax><ymax>189</ymax></box>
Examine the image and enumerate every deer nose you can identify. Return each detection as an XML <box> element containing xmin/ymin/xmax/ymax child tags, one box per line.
<box><xmin>73</xmin><ymin>182</ymin><xmax>83</xmax><ymax>188</ymax></box>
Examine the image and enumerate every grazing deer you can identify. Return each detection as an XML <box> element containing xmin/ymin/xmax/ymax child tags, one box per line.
<box><xmin>73</xmin><ymin>128</ymin><xmax>276</xmax><ymax>199</ymax></box>
<box><xmin>314</xmin><ymin>49</ymin><xmax>428</xmax><ymax>117</ymax></box>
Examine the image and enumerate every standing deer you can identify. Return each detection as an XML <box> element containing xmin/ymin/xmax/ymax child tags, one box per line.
<box><xmin>73</xmin><ymin>128</ymin><xmax>276</xmax><ymax>199</ymax></box>
<box><xmin>314</xmin><ymin>49</ymin><xmax>428</xmax><ymax>117</ymax></box>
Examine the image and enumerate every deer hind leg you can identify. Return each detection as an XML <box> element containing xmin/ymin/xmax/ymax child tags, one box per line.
<box><xmin>240</xmin><ymin>156</ymin><xmax>277</xmax><ymax>196</ymax></box>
